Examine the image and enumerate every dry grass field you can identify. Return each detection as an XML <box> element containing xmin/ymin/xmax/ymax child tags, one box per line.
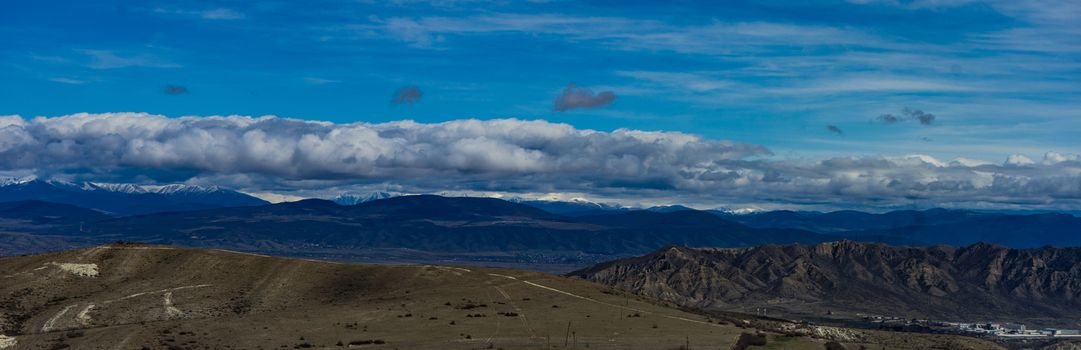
<box><xmin>0</xmin><ymin>244</ymin><xmax>1002</xmax><ymax>350</ymax></box>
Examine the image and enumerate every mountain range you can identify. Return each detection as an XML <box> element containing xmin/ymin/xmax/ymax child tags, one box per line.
<box><xmin>0</xmin><ymin>177</ymin><xmax>268</xmax><ymax>216</ymax></box>
<box><xmin>3</xmin><ymin>180</ymin><xmax>1081</xmax><ymax>270</ymax></box>
<box><xmin>571</xmin><ymin>241</ymin><xmax>1081</xmax><ymax>325</ymax></box>
<box><xmin>72</xmin><ymin>195</ymin><xmax>837</xmax><ymax>262</ymax></box>
<box><xmin>725</xmin><ymin>209</ymin><xmax>1081</xmax><ymax>248</ymax></box>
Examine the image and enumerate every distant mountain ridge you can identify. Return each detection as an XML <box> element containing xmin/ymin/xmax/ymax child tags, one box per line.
<box><xmin>332</xmin><ymin>191</ymin><xmax>396</xmax><ymax>205</ymax></box>
<box><xmin>570</xmin><ymin>241</ymin><xmax>1081</xmax><ymax>324</ymax></box>
<box><xmin>3</xmin><ymin>186</ymin><xmax>1081</xmax><ymax>270</ymax></box>
<box><xmin>76</xmin><ymin>195</ymin><xmax>836</xmax><ymax>257</ymax></box>
<box><xmin>0</xmin><ymin>177</ymin><xmax>268</xmax><ymax>215</ymax></box>
<box><xmin>511</xmin><ymin>198</ymin><xmax>629</xmax><ymax>216</ymax></box>
<box><xmin>728</xmin><ymin>209</ymin><xmax>1081</xmax><ymax>248</ymax></box>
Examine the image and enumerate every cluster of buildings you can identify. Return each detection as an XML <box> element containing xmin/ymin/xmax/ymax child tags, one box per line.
<box><xmin>941</xmin><ymin>322</ymin><xmax>1080</xmax><ymax>338</ymax></box>
<box><xmin>951</xmin><ymin>321</ymin><xmax>1081</xmax><ymax>337</ymax></box>
<box><xmin>857</xmin><ymin>314</ymin><xmax>1081</xmax><ymax>338</ymax></box>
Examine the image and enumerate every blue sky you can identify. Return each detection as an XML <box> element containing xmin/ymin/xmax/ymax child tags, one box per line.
<box><xmin>0</xmin><ymin>1</ymin><xmax>1079</xmax><ymax>210</ymax></box>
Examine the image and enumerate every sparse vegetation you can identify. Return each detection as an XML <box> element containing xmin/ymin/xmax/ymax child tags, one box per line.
<box><xmin>730</xmin><ymin>332</ymin><xmax>767</xmax><ymax>350</ymax></box>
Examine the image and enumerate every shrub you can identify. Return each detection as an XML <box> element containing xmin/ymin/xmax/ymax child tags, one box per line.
<box><xmin>730</xmin><ymin>332</ymin><xmax>767</xmax><ymax>350</ymax></box>
<box><xmin>824</xmin><ymin>341</ymin><xmax>848</xmax><ymax>350</ymax></box>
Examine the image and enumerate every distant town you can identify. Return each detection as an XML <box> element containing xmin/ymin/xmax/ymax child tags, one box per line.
<box><xmin>860</xmin><ymin>314</ymin><xmax>1081</xmax><ymax>338</ymax></box>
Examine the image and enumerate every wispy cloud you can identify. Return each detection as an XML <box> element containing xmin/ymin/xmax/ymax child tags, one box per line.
<box><xmin>304</xmin><ymin>77</ymin><xmax>341</xmax><ymax>85</ymax></box>
<box><xmin>153</xmin><ymin>7</ymin><xmax>245</xmax><ymax>20</ymax></box>
<box><xmin>48</xmin><ymin>77</ymin><xmax>84</xmax><ymax>85</ymax></box>
<box><xmin>77</xmin><ymin>49</ymin><xmax>180</xmax><ymax>69</ymax></box>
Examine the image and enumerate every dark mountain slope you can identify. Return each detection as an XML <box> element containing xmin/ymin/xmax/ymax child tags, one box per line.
<box><xmin>0</xmin><ymin>200</ymin><xmax>112</xmax><ymax>224</ymax></box>
<box><xmin>729</xmin><ymin>209</ymin><xmax>1081</xmax><ymax>247</ymax></box>
<box><xmin>729</xmin><ymin>208</ymin><xmax>988</xmax><ymax>233</ymax></box>
<box><xmin>571</xmin><ymin>241</ymin><xmax>1081</xmax><ymax>323</ymax></box>
<box><xmin>0</xmin><ymin>179</ymin><xmax>268</xmax><ymax>215</ymax></box>
<box><xmin>75</xmin><ymin>196</ymin><xmax>838</xmax><ymax>259</ymax></box>
<box><xmin>851</xmin><ymin>213</ymin><xmax>1081</xmax><ymax>248</ymax></box>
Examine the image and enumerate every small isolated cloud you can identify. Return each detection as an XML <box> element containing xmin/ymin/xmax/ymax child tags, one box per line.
<box><xmin>827</xmin><ymin>125</ymin><xmax>844</xmax><ymax>135</ymax></box>
<box><xmin>877</xmin><ymin>114</ymin><xmax>902</xmax><ymax>124</ymax></box>
<box><xmin>1044</xmin><ymin>151</ymin><xmax>1080</xmax><ymax>165</ymax></box>
<box><xmin>163</xmin><ymin>85</ymin><xmax>189</xmax><ymax>95</ymax></box>
<box><xmin>1005</xmin><ymin>154</ymin><xmax>1035</xmax><ymax>166</ymax></box>
<box><xmin>876</xmin><ymin>107</ymin><xmax>936</xmax><ymax>125</ymax></box>
<box><xmin>904</xmin><ymin>108</ymin><xmax>936</xmax><ymax>125</ymax></box>
<box><xmin>392</xmin><ymin>86</ymin><xmax>423</xmax><ymax>105</ymax></box>
<box><xmin>554</xmin><ymin>83</ymin><xmax>616</xmax><ymax>112</ymax></box>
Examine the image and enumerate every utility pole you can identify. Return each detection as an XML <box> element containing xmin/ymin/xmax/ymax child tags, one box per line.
<box><xmin>564</xmin><ymin>321</ymin><xmax>572</xmax><ymax>347</ymax></box>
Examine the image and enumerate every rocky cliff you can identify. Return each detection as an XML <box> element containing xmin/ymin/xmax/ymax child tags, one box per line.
<box><xmin>571</xmin><ymin>241</ymin><xmax>1081</xmax><ymax>323</ymax></box>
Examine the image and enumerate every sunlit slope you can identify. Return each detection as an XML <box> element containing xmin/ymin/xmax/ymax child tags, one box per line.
<box><xmin>0</xmin><ymin>244</ymin><xmax>1001</xmax><ymax>349</ymax></box>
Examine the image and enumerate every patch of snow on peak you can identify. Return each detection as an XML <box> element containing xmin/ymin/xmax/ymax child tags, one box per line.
<box><xmin>0</xmin><ymin>175</ymin><xmax>38</xmax><ymax>187</ymax></box>
<box><xmin>714</xmin><ymin>207</ymin><xmax>763</xmax><ymax>215</ymax></box>
<box><xmin>949</xmin><ymin>158</ymin><xmax>993</xmax><ymax>167</ymax></box>
<box><xmin>146</xmin><ymin>184</ymin><xmax>222</xmax><ymax>194</ymax></box>
<box><xmin>333</xmin><ymin>192</ymin><xmax>395</xmax><ymax>205</ymax></box>
<box><xmin>88</xmin><ymin>182</ymin><xmax>148</xmax><ymax>194</ymax></box>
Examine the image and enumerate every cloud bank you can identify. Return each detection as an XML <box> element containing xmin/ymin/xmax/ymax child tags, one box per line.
<box><xmin>1</xmin><ymin>113</ymin><xmax>1079</xmax><ymax>210</ymax></box>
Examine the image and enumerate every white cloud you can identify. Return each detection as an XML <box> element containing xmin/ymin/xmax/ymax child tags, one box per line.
<box><xmin>48</xmin><ymin>77</ymin><xmax>85</xmax><ymax>85</ymax></box>
<box><xmin>1005</xmin><ymin>154</ymin><xmax>1035</xmax><ymax>166</ymax></box>
<box><xmin>3</xmin><ymin>113</ymin><xmax>1081</xmax><ymax>211</ymax></box>
<box><xmin>1044</xmin><ymin>151</ymin><xmax>1080</xmax><ymax>164</ymax></box>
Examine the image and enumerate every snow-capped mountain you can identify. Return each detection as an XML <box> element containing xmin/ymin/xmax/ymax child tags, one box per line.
<box><xmin>332</xmin><ymin>191</ymin><xmax>396</xmax><ymax>205</ymax></box>
<box><xmin>510</xmin><ymin>197</ymin><xmax>628</xmax><ymax>216</ymax></box>
<box><xmin>0</xmin><ymin>178</ymin><xmax>268</xmax><ymax>216</ymax></box>
<box><xmin>644</xmin><ymin>204</ymin><xmax>696</xmax><ymax>213</ymax></box>
<box><xmin>87</xmin><ymin>182</ymin><xmax>149</xmax><ymax>194</ymax></box>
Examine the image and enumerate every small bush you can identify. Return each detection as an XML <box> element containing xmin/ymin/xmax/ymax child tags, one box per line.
<box><xmin>730</xmin><ymin>332</ymin><xmax>767</xmax><ymax>350</ymax></box>
<box><xmin>824</xmin><ymin>341</ymin><xmax>848</xmax><ymax>350</ymax></box>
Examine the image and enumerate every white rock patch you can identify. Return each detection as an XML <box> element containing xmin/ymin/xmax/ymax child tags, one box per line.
<box><xmin>0</xmin><ymin>335</ymin><xmax>16</xmax><ymax>349</ymax></box>
<box><xmin>47</xmin><ymin>262</ymin><xmax>99</xmax><ymax>277</ymax></box>
<box><xmin>76</xmin><ymin>304</ymin><xmax>95</xmax><ymax>326</ymax></box>
<box><xmin>41</xmin><ymin>305</ymin><xmax>73</xmax><ymax>332</ymax></box>
<box><xmin>163</xmin><ymin>292</ymin><xmax>184</xmax><ymax>318</ymax></box>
